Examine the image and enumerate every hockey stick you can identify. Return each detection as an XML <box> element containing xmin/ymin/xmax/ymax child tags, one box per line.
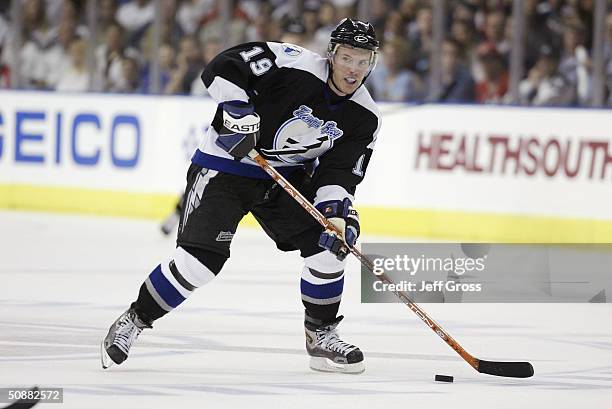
<box><xmin>248</xmin><ymin>150</ymin><xmax>534</xmax><ymax>378</ymax></box>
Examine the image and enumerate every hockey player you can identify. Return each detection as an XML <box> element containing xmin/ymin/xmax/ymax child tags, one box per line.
<box><xmin>101</xmin><ymin>18</ymin><xmax>381</xmax><ymax>374</ymax></box>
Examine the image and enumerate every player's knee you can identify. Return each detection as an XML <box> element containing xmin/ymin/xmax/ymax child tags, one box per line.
<box><xmin>170</xmin><ymin>246</ymin><xmax>226</xmax><ymax>290</ymax></box>
<box><xmin>303</xmin><ymin>249</ymin><xmax>346</xmax><ymax>276</ymax></box>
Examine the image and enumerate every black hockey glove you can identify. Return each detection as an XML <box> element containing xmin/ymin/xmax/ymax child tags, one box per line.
<box><xmin>215</xmin><ymin>101</ymin><xmax>260</xmax><ymax>159</ymax></box>
<box><xmin>316</xmin><ymin>198</ymin><xmax>360</xmax><ymax>261</ymax></box>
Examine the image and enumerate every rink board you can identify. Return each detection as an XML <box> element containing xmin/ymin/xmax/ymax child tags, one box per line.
<box><xmin>1</xmin><ymin>90</ymin><xmax>611</xmax><ymax>242</ymax></box>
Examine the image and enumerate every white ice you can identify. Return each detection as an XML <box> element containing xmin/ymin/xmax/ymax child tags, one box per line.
<box><xmin>0</xmin><ymin>210</ymin><xmax>610</xmax><ymax>409</ymax></box>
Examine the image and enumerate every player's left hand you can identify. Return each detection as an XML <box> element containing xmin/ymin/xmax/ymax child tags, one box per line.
<box><xmin>316</xmin><ymin>198</ymin><xmax>360</xmax><ymax>261</ymax></box>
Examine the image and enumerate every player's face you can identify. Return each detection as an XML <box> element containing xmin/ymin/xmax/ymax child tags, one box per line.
<box><xmin>329</xmin><ymin>45</ymin><xmax>374</xmax><ymax>95</ymax></box>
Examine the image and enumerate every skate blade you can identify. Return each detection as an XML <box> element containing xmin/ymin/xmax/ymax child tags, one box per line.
<box><xmin>100</xmin><ymin>340</ymin><xmax>114</xmax><ymax>369</ymax></box>
<box><xmin>309</xmin><ymin>357</ymin><xmax>365</xmax><ymax>374</ymax></box>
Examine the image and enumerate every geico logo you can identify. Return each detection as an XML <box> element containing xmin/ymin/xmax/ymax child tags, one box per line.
<box><xmin>0</xmin><ymin>110</ymin><xmax>140</xmax><ymax>168</ymax></box>
<box><xmin>223</xmin><ymin>119</ymin><xmax>259</xmax><ymax>133</ymax></box>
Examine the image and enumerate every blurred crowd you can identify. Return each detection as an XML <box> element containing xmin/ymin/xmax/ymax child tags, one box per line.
<box><xmin>369</xmin><ymin>0</ymin><xmax>611</xmax><ymax>106</ymax></box>
<box><xmin>0</xmin><ymin>0</ymin><xmax>611</xmax><ymax>106</ymax></box>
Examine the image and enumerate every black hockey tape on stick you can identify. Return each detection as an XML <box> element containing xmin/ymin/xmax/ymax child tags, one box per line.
<box><xmin>248</xmin><ymin>149</ymin><xmax>534</xmax><ymax>379</ymax></box>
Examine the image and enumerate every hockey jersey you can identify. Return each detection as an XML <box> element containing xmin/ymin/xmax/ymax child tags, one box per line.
<box><xmin>193</xmin><ymin>41</ymin><xmax>381</xmax><ymax>205</ymax></box>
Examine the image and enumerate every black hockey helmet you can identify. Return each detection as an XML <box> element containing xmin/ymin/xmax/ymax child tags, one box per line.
<box><xmin>329</xmin><ymin>18</ymin><xmax>379</xmax><ymax>52</ymax></box>
<box><xmin>327</xmin><ymin>18</ymin><xmax>379</xmax><ymax>78</ymax></box>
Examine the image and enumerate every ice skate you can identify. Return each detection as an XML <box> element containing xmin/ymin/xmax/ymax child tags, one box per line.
<box><xmin>101</xmin><ymin>308</ymin><xmax>151</xmax><ymax>369</ymax></box>
<box><xmin>305</xmin><ymin>315</ymin><xmax>364</xmax><ymax>374</ymax></box>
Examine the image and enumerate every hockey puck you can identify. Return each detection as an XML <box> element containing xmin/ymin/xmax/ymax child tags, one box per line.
<box><xmin>435</xmin><ymin>374</ymin><xmax>454</xmax><ymax>383</ymax></box>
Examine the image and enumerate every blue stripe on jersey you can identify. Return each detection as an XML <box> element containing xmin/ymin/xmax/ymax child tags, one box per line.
<box><xmin>192</xmin><ymin>150</ymin><xmax>301</xmax><ymax>179</ymax></box>
<box><xmin>300</xmin><ymin>277</ymin><xmax>344</xmax><ymax>300</ymax></box>
<box><xmin>149</xmin><ymin>264</ymin><xmax>186</xmax><ymax>308</ymax></box>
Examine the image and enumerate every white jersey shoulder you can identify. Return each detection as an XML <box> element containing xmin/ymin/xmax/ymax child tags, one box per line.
<box><xmin>351</xmin><ymin>85</ymin><xmax>381</xmax><ymax>149</ymax></box>
<box><xmin>266</xmin><ymin>42</ymin><xmax>328</xmax><ymax>83</ymax></box>
<box><xmin>350</xmin><ymin>84</ymin><xmax>379</xmax><ymax>118</ymax></box>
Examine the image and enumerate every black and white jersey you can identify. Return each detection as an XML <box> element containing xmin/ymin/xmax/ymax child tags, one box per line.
<box><xmin>193</xmin><ymin>41</ymin><xmax>381</xmax><ymax>205</ymax></box>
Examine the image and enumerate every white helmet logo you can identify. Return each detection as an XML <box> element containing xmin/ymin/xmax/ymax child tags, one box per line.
<box><xmin>354</xmin><ymin>35</ymin><xmax>368</xmax><ymax>43</ymax></box>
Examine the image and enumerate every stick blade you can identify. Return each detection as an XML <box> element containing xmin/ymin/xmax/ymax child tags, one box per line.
<box><xmin>477</xmin><ymin>359</ymin><xmax>534</xmax><ymax>378</ymax></box>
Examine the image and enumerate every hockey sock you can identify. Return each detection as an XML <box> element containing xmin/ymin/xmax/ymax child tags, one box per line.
<box><xmin>132</xmin><ymin>246</ymin><xmax>224</xmax><ymax>323</ymax></box>
<box><xmin>300</xmin><ymin>250</ymin><xmax>346</xmax><ymax>323</ymax></box>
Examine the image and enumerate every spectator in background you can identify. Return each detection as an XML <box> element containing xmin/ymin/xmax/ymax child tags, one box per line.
<box><xmin>471</xmin><ymin>9</ymin><xmax>509</xmax><ymax>82</ymax></box>
<box><xmin>301</xmin><ymin>1</ymin><xmax>321</xmax><ymax>51</ymax></box>
<box><xmin>330</xmin><ymin>1</ymin><xmax>357</xmax><ymax>23</ymax></box>
<box><xmin>398</xmin><ymin>0</ymin><xmax>418</xmax><ymax>28</ymax></box>
<box><xmin>430</xmin><ymin>37</ymin><xmax>475</xmax><ymax>103</ymax></box>
<box><xmin>159</xmin><ymin>0</ymin><xmax>184</xmax><ymax>48</ymax></box>
<box><xmin>120</xmin><ymin>55</ymin><xmax>142</xmax><ymax>93</ymax></box>
<box><xmin>177</xmin><ymin>0</ymin><xmax>215</xmax><ymax>36</ymax></box>
<box><xmin>452</xmin><ymin>0</ymin><xmax>477</xmax><ymax>24</ymax></box>
<box><xmin>574</xmin><ymin>0</ymin><xmax>594</xmax><ymax>50</ymax></box>
<box><xmin>313</xmin><ymin>2</ymin><xmax>338</xmax><ymax>53</ymax></box>
<box><xmin>57</xmin><ymin>0</ymin><xmax>86</xmax><ymax>32</ymax></box>
<box><xmin>158</xmin><ymin>43</ymin><xmax>177</xmax><ymax>91</ymax></box>
<box><xmin>190</xmin><ymin>37</ymin><xmax>221</xmax><ymax>95</ymax></box>
<box><xmin>237</xmin><ymin>0</ymin><xmax>262</xmax><ymax>23</ymax></box>
<box><xmin>451</xmin><ymin>16</ymin><xmax>478</xmax><ymax>78</ymax></box>
<box><xmin>368</xmin><ymin>38</ymin><xmax>423</xmax><ymax>102</ymax></box>
<box><xmin>474</xmin><ymin>42</ymin><xmax>509</xmax><ymax>103</ymax></box>
<box><xmin>481</xmin><ymin>10</ymin><xmax>510</xmax><ymax>58</ymax></box>
<box><xmin>0</xmin><ymin>47</ymin><xmax>8</xmax><ymax>88</ymax></box>
<box><xmin>605</xmin><ymin>11</ymin><xmax>612</xmax><ymax>105</ymax></box>
<box><xmin>164</xmin><ymin>35</ymin><xmax>203</xmax><ymax>94</ymax></box>
<box><xmin>383</xmin><ymin>10</ymin><xmax>405</xmax><ymax>44</ymax></box>
<box><xmin>451</xmin><ymin>18</ymin><xmax>476</xmax><ymax>56</ymax></box>
<box><xmin>280</xmin><ymin>18</ymin><xmax>307</xmax><ymax>47</ymax></box>
<box><xmin>20</xmin><ymin>0</ymin><xmax>57</xmax><ymax>88</ymax></box>
<box><xmin>519</xmin><ymin>44</ymin><xmax>573</xmax><ymax>106</ymax></box>
<box><xmin>43</xmin><ymin>0</ymin><xmax>64</xmax><ymax>28</ymax></box>
<box><xmin>245</xmin><ymin>2</ymin><xmax>274</xmax><ymax>42</ymax></box>
<box><xmin>408</xmin><ymin>5</ymin><xmax>433</xmax><ymax>76</ymax></box>
<box><xmin>95</xmin><ymin>22</ymin><xmax>140</xmax><ymax>92</ymax></box>
<box><xmin>558</xmin><ymin>21</ymin><xmax>591</xmax><ymax>105</ymax></box>
<box><xmin>198</xmin><ymin>2</ymin><xmax>247</xmax><ymax>47</ymax></box>
<box><xmin>116</xmin><ymin>0</ymin><xmax>155</xmax><ymax>47</ymax></box>
<box><xmin>45</xmin><ymin>16</ymin><xmax>77</xmax><ymax>89</ymax></box>
<box><xmin>523</xmin><ymin>0</ymin><xmax>559</xmax><ymax>73</ymax></box>
<box><xmin>0</xmin><ymin>11</ymin><xmax>10</xmax><ymax>88</ymax></box>
<box><xmin>605</xmin><ymin>11</ymin><xmax>612</xmax><ymax>63</ymax></box>
<box><xmin>55</xmin><ymin>37</ymin><xmax>90</xmax><ymax>92</ymax></box>
<box><xmin>141</xmin><ymin>0</ymin><xmax>184</xmax><ymax>61</ymax></box>
<box><xmin>94</xmin><ymin>0</ymin><xmax>118</xmax><ymax>45</ymax></box>
<box><xmin>140</xmin><ymin>42</ymin><xmax>176</xmax><ymax>94</ymax></box>
<box><xmin>537</xmin><ymin>0</ymin><xmax>566</xmax><ymax>40</ymax></box>
<box><xmin>369</xmin><ymin>0</ymin><xmax>391</xmax><ymax>36</ymax></box>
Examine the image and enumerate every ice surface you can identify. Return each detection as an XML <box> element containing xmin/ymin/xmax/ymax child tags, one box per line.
<box><xmin>0</xmin><ymin>211</ymin><xmax>610</xmax><ymax>408</ymax></box>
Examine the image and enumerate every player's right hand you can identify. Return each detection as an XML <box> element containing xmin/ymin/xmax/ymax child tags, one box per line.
<box><xmin>216</xmin><ymin>101</ymin><xmax>260</xmax><ymax>159</ymax></box>
<box><xmin>316</xmin><ymin>198</ymin><xmax>360</xmax><ymax>261</ymax></box>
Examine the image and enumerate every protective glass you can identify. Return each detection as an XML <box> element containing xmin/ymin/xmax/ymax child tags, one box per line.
<box><xmin>330</xmin><ymin>44</ymin><xmax>378</xmax><ymax>74</ymax></box>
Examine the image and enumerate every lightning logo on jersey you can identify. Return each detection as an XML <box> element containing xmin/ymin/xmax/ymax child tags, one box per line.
<box><xmin>261</xmin><ymin>105</ymin><xmax>344</xmax><ymax>164</ymax></box>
